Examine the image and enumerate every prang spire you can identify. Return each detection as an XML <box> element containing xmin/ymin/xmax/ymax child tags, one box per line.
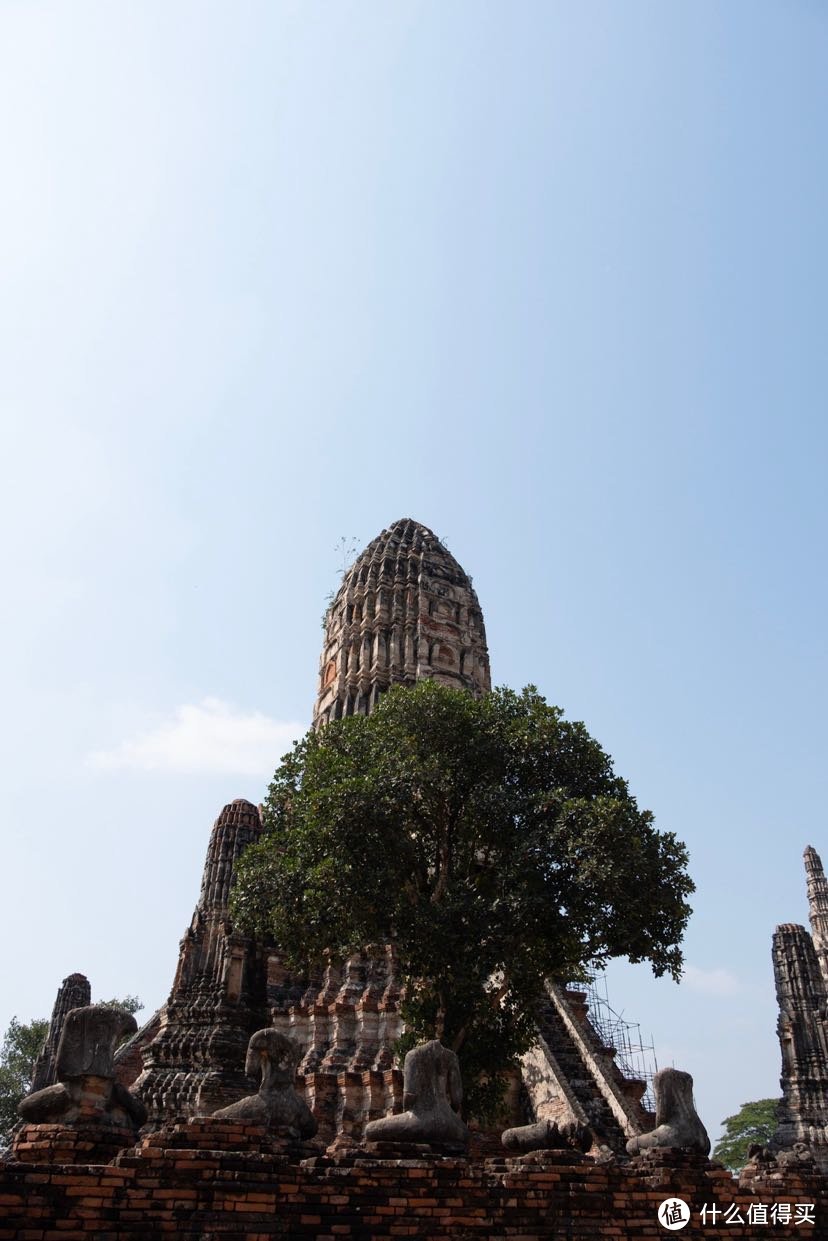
<box><xmin>313</xmin><ymin>519</ymin><xmax>491</xmax><ymax>728</ymax></box>
<box><xmin>805</xmin><ymin>845</ymin><xmax>828</xmax><ymax>973</ymax></box>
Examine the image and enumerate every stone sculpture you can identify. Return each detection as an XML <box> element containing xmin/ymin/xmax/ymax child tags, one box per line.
<box><xmin>30</xmin><ymin>973</ymin><xmax>92</xmax><ymax>1094</ymax></box>
<box><xmin>18</xmin><ymin>1005</ymin><xmax>146</xmax><ymax>1131</ymax></box>
<box><xmin>625</xmin><ymin>1068</ymin><xmax>709</xmax><ymax>1156</ymax></box>
<box><xmin>211</xmin><ymin>1029</ymin><xmax>317</xmax><ymax>1140</ymax></box>
<box><xmin>363</xmin><ymin>1039</ymin><xmax>470</xmax><ymax>1150</ymax></box>
<box><xmin>738</xmin><ymin>1139</ymin><xmax>816</xmax><ymax>1191</ymax></box>
<box><xmin>775</xmin><ymin>1140</ymin><xmax>817</xmax><ymax>1169</ymax></box>
<box><xmin>501</xmin><ymin>1117</ymin><xmax>591</xmax><ymax>1154</ymax></box>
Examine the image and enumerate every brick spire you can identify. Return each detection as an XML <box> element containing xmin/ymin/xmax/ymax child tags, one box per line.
<box><xmin>314</xmin><ymin>518</ymin><xmax>490</xmax><ymax>728</ymax></box>
<box><xmin>197</xmin><ymin>798</ymin><xmax>263</xmax><ymax>911</ymax></box>
<box><xmin>134</xmin><ymin>799</ymin><xmax>269</xmax><ymax>1122</ymax></box>
<box><xmin>805</xmin><ymin>845</ymin><xmax>828</xmax><ymax>985</ymax></box>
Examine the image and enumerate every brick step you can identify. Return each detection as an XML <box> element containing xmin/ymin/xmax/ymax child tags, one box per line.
<box><xmin>536</xmin><ymin>1003</ymin><xmax>628</xmax><ymax>1154</ymax></box>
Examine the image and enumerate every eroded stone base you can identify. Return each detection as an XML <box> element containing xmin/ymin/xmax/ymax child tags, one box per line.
<box><xmin>10</xmin><ymin>1121</ymin><xmax>136</xmax><ymax>1166</ymax></box>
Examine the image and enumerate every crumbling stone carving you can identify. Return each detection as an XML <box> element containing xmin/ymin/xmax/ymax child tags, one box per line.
<box><xmin>18</xmin><ymin>1005</ymin><xmax>146</xmax><ymax>1131</ymax></box>
<box><xmin>363</xmin><ymin>1039</ymin><xmax>470</xmax><ymax>1149</ymax></box>
<box><xmin>775</xmin><ymin>1139</ymin><xmax>817</xmax><ymax>1169</ymax></box>
<box><xmin>625</xmin><ymin>1068</ymin><xmax>709</xmax><ymax>1156</ymax></box>
<box><xmin>211</xmin><ymin>1029</ymin><xmax>317</xmax><ymax>1140</ymax></box>
<box><xmin>738</xmin><ymin>1140</ymin><xmax>816</xmax><ymax>1191</ymax></box>
<box><xmin>501</xmin><ymin>1117</ymin><xmax>591</xmax><ymax>1154</ymax></box>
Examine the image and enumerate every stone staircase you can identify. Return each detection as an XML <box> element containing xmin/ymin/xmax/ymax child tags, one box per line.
<box><xmin>535</xmin><ymin>996</ymin><xmax>630</xmax><ymax>1153</ymax></box>
<box><xmin>519</xmin><ymin>983</ymin><xmax>653</xmax><ymax>1157</ymax></box>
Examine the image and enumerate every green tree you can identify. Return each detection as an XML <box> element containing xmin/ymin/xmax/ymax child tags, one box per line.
<box><xmin>713</xmin><ymin>1098</ymin><xmax>780</xmax><ymax>1171</ymax></box>
<box><xmin>0</xmin><ymin>995</ymin><xmax>143</xmax><ymax>1145</ymax></box>
<box><xmin>232</xmin><ymin>681</ymin><xmax>693</xmax><ymax>1116</ymax></box>
<box><xmin>0</xmin><ymin>1017</ymin><xmax>49</xmax><ymax>1143</ymax></box>
<box><xmin>99</xmin><ymin>996</ymin><xmax>144</xmax><ymax>1018</ymax></box>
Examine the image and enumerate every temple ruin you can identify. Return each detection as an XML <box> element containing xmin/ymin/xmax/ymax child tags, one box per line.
<box><xmin>6</xmin><ymin>518</ymin><xmax>827</xmax><ymax>1237</ymax></box>
<box><xmin>35</xmin><ymin>519</ymin><xmax>657</xmax><ymax>1152</ymax></box>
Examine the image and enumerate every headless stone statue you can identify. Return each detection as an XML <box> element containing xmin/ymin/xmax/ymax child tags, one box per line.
<box><xmin>625</xmin><ymin>1068</ymin><xmax>710</xmax><ymax>1156</ymax></box>
<box><xmin>18</xmin><ymin>1005</ymin><xmax>146</xmax><ymax>1131</ymax></box>
<box><xmin>364</xmin><ymin>1040</ymin><xmax>470</xmax><ymax>1150</ymax></box>
<box><xmin>211</xmin><ymin>1029</ymin><xmax>317</xmax><ymax>1140</ymax></box>
<box><xmin>502</xmin><ymin>1117</ymin><xmax>591</xmax><ymax>1154</ymax></box>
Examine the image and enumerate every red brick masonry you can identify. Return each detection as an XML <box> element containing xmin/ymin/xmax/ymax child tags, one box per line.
<box><xmin>0</xmin><ymin>1119</ymin><xmax>825</xmax><ymax>1240</ymax></box>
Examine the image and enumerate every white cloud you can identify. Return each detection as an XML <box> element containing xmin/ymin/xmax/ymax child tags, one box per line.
<box><xmin>87</xmin><ymin>698</ymin><xmax>305</xmax><ymax>776</ymax></box>
<box><xmin>682</xmin><ymin>964</ymin><xmax>743</xmax><ymax>997</ymax></box>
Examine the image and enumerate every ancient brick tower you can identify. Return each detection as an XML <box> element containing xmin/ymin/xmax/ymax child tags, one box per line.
<box><xmin>313</xmin><ymin>518</ymin><xmax>490</xmax><ymax>728</ymax></box>
<box><xmin>131</xmin><ymin>799</ymin><xmax>272</xmax><ymax>1122</ymax></box>
<box><xmin>275</xmin><ymin>519</ymin><xmax>492</xmax><ymax>1137</ymax></box>
<box><xmin>107</xmin><ymin>518</ymin><xmax>653</xmax><ymax>1149</ymax></box>
<box><xmin>772</xmin><ymin>846</ymin><xmax>828</xmax><ymax>1169</ymax></box>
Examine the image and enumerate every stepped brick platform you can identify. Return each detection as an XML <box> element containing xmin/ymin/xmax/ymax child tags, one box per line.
<box><xmin>0</xmin><ymin>1132</ymin><xmax>824</xmax><ymax>1239</ymax></box>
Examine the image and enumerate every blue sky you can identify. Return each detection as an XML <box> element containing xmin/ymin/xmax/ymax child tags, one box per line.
<box><xmin>2</xmin><ymin>1</ymin><xmax>827</xmax><ymax>1140</ymax></box>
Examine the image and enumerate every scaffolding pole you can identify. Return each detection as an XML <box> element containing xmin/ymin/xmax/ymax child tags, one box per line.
<box><xmin>583</xmin><ymin>971</ymin><xmax>659</xmax><ymax>1115</ymax></box>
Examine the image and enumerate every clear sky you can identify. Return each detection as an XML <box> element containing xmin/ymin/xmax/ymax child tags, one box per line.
<box><xmin>2</xmin><ymin>1</ymin><xmax>826</xmax><ymax>1142</ymax></box>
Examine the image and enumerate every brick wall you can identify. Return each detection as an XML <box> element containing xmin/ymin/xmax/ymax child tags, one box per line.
<box><xmin>0</xmin><ymin>1121</ymin><xmax>824</xmax><ymax>1239</ymax></box>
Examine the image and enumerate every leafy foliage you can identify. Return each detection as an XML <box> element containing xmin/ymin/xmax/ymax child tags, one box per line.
<box><xmin>0</xmin><ymin>995</ymin><xmax>143</xmax><ymax>1146</ymax></box>
<box><xmin>99</xmin><ymin>995</ymin><xmax>144</xmax><ymax>1018</ymax></box>
<box><xmin>231</xmin><ymin>681</ymin><xmax>693</xmax><ymax>1116</ymax></box>
<box><xmin>0</xmin><ymin>1017</ymin><xmax>48</xmax><ymax>1144</ymax></box>
<box><xmin>713</xmin><ymin>1098</ymin><xmax>780</xmax><ymax>1171</ymax></box>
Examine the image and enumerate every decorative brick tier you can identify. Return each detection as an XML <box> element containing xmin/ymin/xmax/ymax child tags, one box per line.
<box><xmin>130</xmin><ymin>1117</ymin><xmax>316</xmax><ymax>1158</ymax></box>
<box><xmin>0</xmin><ymin>1137</ymin><xmax>824</xmax><ymax>1238</ymax></box>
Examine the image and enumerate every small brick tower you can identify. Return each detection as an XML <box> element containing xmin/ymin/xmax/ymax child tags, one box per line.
<box><xmin>133</xmin><ymin>799</ymin><xmax>271</xmax><ymax>1122</ymax></box>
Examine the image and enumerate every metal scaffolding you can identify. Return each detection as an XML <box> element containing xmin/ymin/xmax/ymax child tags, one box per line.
<box><xmin>583</xmin><ymin>972</ymin><xmax>659</xmax><ymax>1115</ymax></box>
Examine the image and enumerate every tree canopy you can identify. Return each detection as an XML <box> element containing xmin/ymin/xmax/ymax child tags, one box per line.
<box><xmin>231</xmin><ymin>681</ymin><xmax>693</xmax><ymax>1114</ymax></box>
<box><xmin>0</xmin><ymin>1017</ymin><xmax>48</xmax><ymax>1144</ymax></box>
<box><xmin>712</xmin><ymin>1098</ymin><xmax>780</xmax><ymax>1171</ymax></box>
